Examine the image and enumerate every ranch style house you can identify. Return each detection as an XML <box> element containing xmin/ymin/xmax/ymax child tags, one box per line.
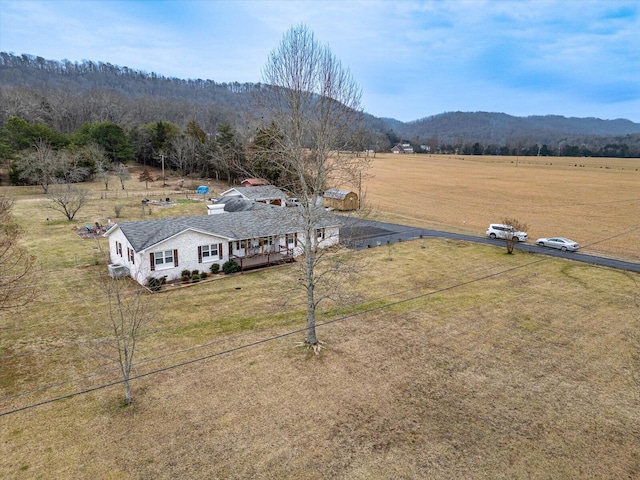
<box><xmin>104</xmin><ymin>206</ymin><xmax>340</xmax><ymax>286</ymax></box>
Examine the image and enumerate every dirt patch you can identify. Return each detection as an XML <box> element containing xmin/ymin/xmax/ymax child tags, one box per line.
<box><xmin>71</xmin><ymin>225</ymin><xmax>107</xmax><ymax>239</ymax></box>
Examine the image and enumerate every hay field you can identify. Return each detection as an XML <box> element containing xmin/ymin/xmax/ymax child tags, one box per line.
<box><xmin>365</xmin><ymin>154</ymin><xmax>640</xmax><ymax>261</ymax></box>
<box><xmin>1</xmin><ymin>159</ymin><xmax>639</xmax><ymax>478</ymax></box>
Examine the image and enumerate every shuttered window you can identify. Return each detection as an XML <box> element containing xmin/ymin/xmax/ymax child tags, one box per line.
<box><xmin>199</xmin><ymin>244</ymin><xmax>220</xmax><ymax>262</ymax></box>
<box><xmin>152</xmin><ymin>250</ymin><xmax>175</xmax><ymax>270</ymax></box>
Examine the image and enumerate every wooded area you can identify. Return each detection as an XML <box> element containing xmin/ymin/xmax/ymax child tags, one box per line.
<box><xmin>1</xmin><ymin>50</ymin><xmax>640</xmax><ymax>187</ymax></box>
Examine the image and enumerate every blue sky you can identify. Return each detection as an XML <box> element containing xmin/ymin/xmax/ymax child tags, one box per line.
<box><xmin>1</xmin><ymin>0</ymin><xmax>639</xmax><ymax>122</ymax></box>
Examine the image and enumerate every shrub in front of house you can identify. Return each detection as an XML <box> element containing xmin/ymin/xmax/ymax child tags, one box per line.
<box><xmin>222</xmin><ymin>259</ymin><xmax>239</xmax><ymax>275</ymax></box>
<box><xmin>200</xmin><ymin>271</ymin><xmax>208</xmax><ymax>280</ymax></box>
<box><xmin>191</xmin><ymin>269</ymin><xmax>200</xmax><ymax>277</ymax></box>
<box><xmin>191</xmin><ymin>273</ymin><xmax>201</xmax><ymax>283</ymax></box>
<box><xmin>147</xmin><ymin>276</ymin><xmax>165</xmax><ymax>291</ymax></box>
<box><xmin>181</xmin><ymin>269</ymin><xmax>191</xmax><ymax>283</ymax></box>
<box><xmin>210</xmin><ymin>263</ymin><xmax>220</xmax><ymax>274</ymax></box>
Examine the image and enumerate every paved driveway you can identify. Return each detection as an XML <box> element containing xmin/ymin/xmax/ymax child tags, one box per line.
<box><xmin>338</xmin><ymin>216</ymin><xmax>640</xmax><ymax>273</ymax></box>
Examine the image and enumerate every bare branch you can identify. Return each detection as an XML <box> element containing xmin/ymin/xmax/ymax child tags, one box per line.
<box><xmin>0</xmin><ymin>193</ymin><xmax>38</xmax><ymax>311</ymax></box>
<box><xmin>46</xmin><ymin>183</ymin><xmax>89</xmax><ymax>221</ymax></box>
<box><xmin>254</xmin><ymin>24</ymin><xmax>368</xmax><ymax>347</ymax></box>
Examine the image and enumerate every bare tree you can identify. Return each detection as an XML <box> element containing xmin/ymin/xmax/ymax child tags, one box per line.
<box><xmin>114</xmin><ymin>163</ymin><xmax>131</xmax><ymax>190</ymax></box>
<box><xmin>168</xmin><ymin>134</ymin><xmax>199</xmax><ymax>176</ymax></box>
<box><xmin>207</xmin><ymin>124</ymin><xmax>244</xmax><ymax>185</ymax></box>
<box><xmin>16</xmin><ymin>140</ymin><xmax>59</xmax><ymax>193</ymax></box>
<box><xmin>93</xmin><ymin>161</ymin><xmax>109</xmax><ymax>190</ymax></box>
<box><xmin>83</xmin><ymin>144</ymin><xmax>110</xmax><ymax>189</ymax></box>
<box><xmin>501</xmin><ymin>217</ymin><xmax>528</xmax><ymax>254</ymax></box>
<box><xmin>0</xmin><ymin>194</ymin><xmax>37</xmax><ymax>311</ymax></box>
<box><xmin>88</xmin><ymin>274</ymin><xmax>159</xmax><ymax>405</ymax></box>
<box><xmin>259</xmin><ymin>24</ymin><xmax>367</xmax><ymax>350</ymax></box>
<box><xmin>46</xmin><ymin>183</ymin><xmax>89</xmax><ymax>221</ymax></box>
<box><xmin>56</xmin><ymin>149</ymin><xmax>92</xmax><ymax>185</ymax></box>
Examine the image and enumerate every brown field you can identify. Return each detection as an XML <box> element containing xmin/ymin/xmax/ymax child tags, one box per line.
<box><xmin>365</xmin><ymin>154</ymin><xmax>640</xmax><ymax>262</ymax></box>
<box><xmin>1</xmin><ymin>157</ymin><xmax>639</xmax><ymax>478</ymax></box>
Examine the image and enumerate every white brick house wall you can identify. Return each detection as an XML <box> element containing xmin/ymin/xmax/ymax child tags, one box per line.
<box><xmin>106</xmin><ymin>214</ymin><xmax>341</xmax><ymax>287</ymax></box>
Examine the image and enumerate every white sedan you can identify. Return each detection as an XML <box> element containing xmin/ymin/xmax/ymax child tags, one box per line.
<box><xmin>536</xmin><ymin>237</ymin><xmax>580</xmax><ymax>252</ymax></box>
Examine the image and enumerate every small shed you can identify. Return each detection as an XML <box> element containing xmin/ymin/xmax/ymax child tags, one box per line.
<box><xmin>323</xmin><ymin>188</ymin><xmax>358</xmax><ymax>211</ymax></box>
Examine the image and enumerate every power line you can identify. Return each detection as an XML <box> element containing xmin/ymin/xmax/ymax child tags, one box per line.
<box><xmin>2</xmin><ymin>224</ymin><xmax>638</xmax><ymax>414</ymax></box>
<box><xmin>0</xmin><ymin>256</ymin><xmax>548</xmax><ymax>418</ymax></box>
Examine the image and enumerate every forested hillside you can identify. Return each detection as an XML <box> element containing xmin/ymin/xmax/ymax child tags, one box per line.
<box><xmin>1</xmin><ymin>52</ymin><xmax>639</xmax><ymax>159</ymax></box>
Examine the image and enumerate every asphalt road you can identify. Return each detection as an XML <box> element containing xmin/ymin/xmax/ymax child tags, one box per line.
<box><xmin>339</xmin><ymin>217</ymin><xmax>640</xmax><ymax>274</ymax></box>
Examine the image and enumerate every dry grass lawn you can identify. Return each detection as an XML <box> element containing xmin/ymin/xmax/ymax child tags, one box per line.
<box><xmin>1</xmin><ymin>158</ymin><xmax>639</xmax><ymax>478</ymax></box>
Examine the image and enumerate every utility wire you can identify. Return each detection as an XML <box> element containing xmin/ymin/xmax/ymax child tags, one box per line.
<box><xmin>0</xmin><ymin>256</ymin><xmax>547</xmax><ymax>418</ymax></box>
<box><xmin>2</xmin><ymin>224</ymin><xmax>639</xmax><ymax>398</ymax></box>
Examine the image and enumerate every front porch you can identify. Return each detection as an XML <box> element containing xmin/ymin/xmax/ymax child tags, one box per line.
<box><xmin>234</xmin><ymin>250</ymin><xmax>295</xmax><ymax>271</ymax></box>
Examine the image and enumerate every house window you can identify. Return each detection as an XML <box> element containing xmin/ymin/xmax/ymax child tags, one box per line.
<box><xmin>199</xmin><ymin>243</ymin><xmax>223</xmax><ymax>263</ymax></box>
<box><xmin>154</xmin><ymin>250</ymin><xmax>174</xmax><ymax>269</ymax></box>
<box><xmin>287</xmin><ymin>234</ymin><xmax>296</xmax><ymax>247</ymax></box>
<box><xmin>128</xmin><ymin>248</ymin><xmax>135</xmax><ymax>264</ymax></box>
<box><xmin>116</xmin><ymin>241</ymin><xmax>123</xmax><ymax>257</ymax></box>
<box><xmin>202</xmin><ymin>244</ymin><xmax>218</xmax><ymax>259</ymax></box>
<box><xmin>316</xmin><ymin>228</ymin><xmax>325</xmax><ymax>240</ymax></box>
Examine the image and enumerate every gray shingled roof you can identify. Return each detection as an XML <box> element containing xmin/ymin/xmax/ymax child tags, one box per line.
<box><xmin>110</xmin><ymin>208</ymin><xmax>340</xmax><ymax>252</ymax></box>
<box><xmin>211</xmin><ymin>197</ymin><xmax>266</xmax><ymax>212</ymax></box>
<box><xmin>223</xmin><ymin>185</ymin><xmax>288</xmax><ymax>201</ymax></box>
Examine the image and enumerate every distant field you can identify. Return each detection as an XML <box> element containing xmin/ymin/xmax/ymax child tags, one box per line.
<box><xmin>1</xmin><ymin>157</ymin><xmax>639</xmax><ymax>478</ymax></box>
<box><xmin>365</xmin><ymin>153</ymin><xmax>640</xmax><ymax>261</ymax></box>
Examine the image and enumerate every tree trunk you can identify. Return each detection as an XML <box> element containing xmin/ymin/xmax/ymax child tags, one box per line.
<box><xmin>305</xmin><ymin>251</ymin><xmax>318</xmax><ymax>345</ymax></box>
<box><xmin>124</xmin><ymin>379</ymin><xmax>132</xmax><ymax>405</ymax></box>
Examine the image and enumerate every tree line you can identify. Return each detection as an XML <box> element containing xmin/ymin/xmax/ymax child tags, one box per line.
<box><xmin>414</xmin><ymin>139</ymin><xmax>639</xmax><ymax>158</ymax></box>
<box><xmin>0</xmin><ymin>115</ymin><xmax>254</xmax><ymax>188</ymax></box>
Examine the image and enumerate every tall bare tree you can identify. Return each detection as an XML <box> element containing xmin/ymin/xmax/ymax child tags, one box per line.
<box><xmin>0</xmin><ymin>194</ymin><xmax>37</xmax><ymax>311</ymax></box>
<box><xmin>259</xmin><ymin>24</ymin><xmax>366</xmax><ymax>349</ymax></box>
<box><xmin>88</xmin><ymin>274</ymin><xmax>159</xmax><ymax>405</ymax></box>
<box><xmin>168</xmin><ymin>134</ymin><xmax>200</xmax><ymax>176</ymax></box>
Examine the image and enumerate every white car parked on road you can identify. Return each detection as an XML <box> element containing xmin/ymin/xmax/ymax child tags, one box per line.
<box><xmin>536</xmin><ymin>237</ymin><xmax>579</xmax><ymax>251</ymax></box>
<box><xmin>486</xmin><ymin>224</ymin><xmax>528</xmax><ymax>242</ymax></box>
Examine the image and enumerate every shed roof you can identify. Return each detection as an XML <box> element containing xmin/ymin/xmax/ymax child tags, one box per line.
<box><xmin>240</xmin><ymin>178</ymin><xmax>269</xmax><ymax>186</ymax></box>
<box><xmin>323</xmin><ymin>188</ymin><xmax>355</xmax><ymax>200</ymax></box>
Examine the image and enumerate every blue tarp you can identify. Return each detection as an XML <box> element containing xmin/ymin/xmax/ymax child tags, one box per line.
<box><xmin>197</xmin><ymin>186</ymin><xmax>209</xmax><ymax>194</ymax></box>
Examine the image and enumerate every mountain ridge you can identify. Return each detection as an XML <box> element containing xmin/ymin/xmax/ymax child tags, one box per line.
<box><xmin>2</xmin><ymin>52</ymin><xmax>639</xmax><ymax>155</ymax></box>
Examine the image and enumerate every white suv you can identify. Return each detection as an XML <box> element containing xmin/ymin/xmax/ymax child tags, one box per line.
<box><xmin>486</xmin><ymin>224</ymin><xmax>528</xmax><ymax>242</ymax></box>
